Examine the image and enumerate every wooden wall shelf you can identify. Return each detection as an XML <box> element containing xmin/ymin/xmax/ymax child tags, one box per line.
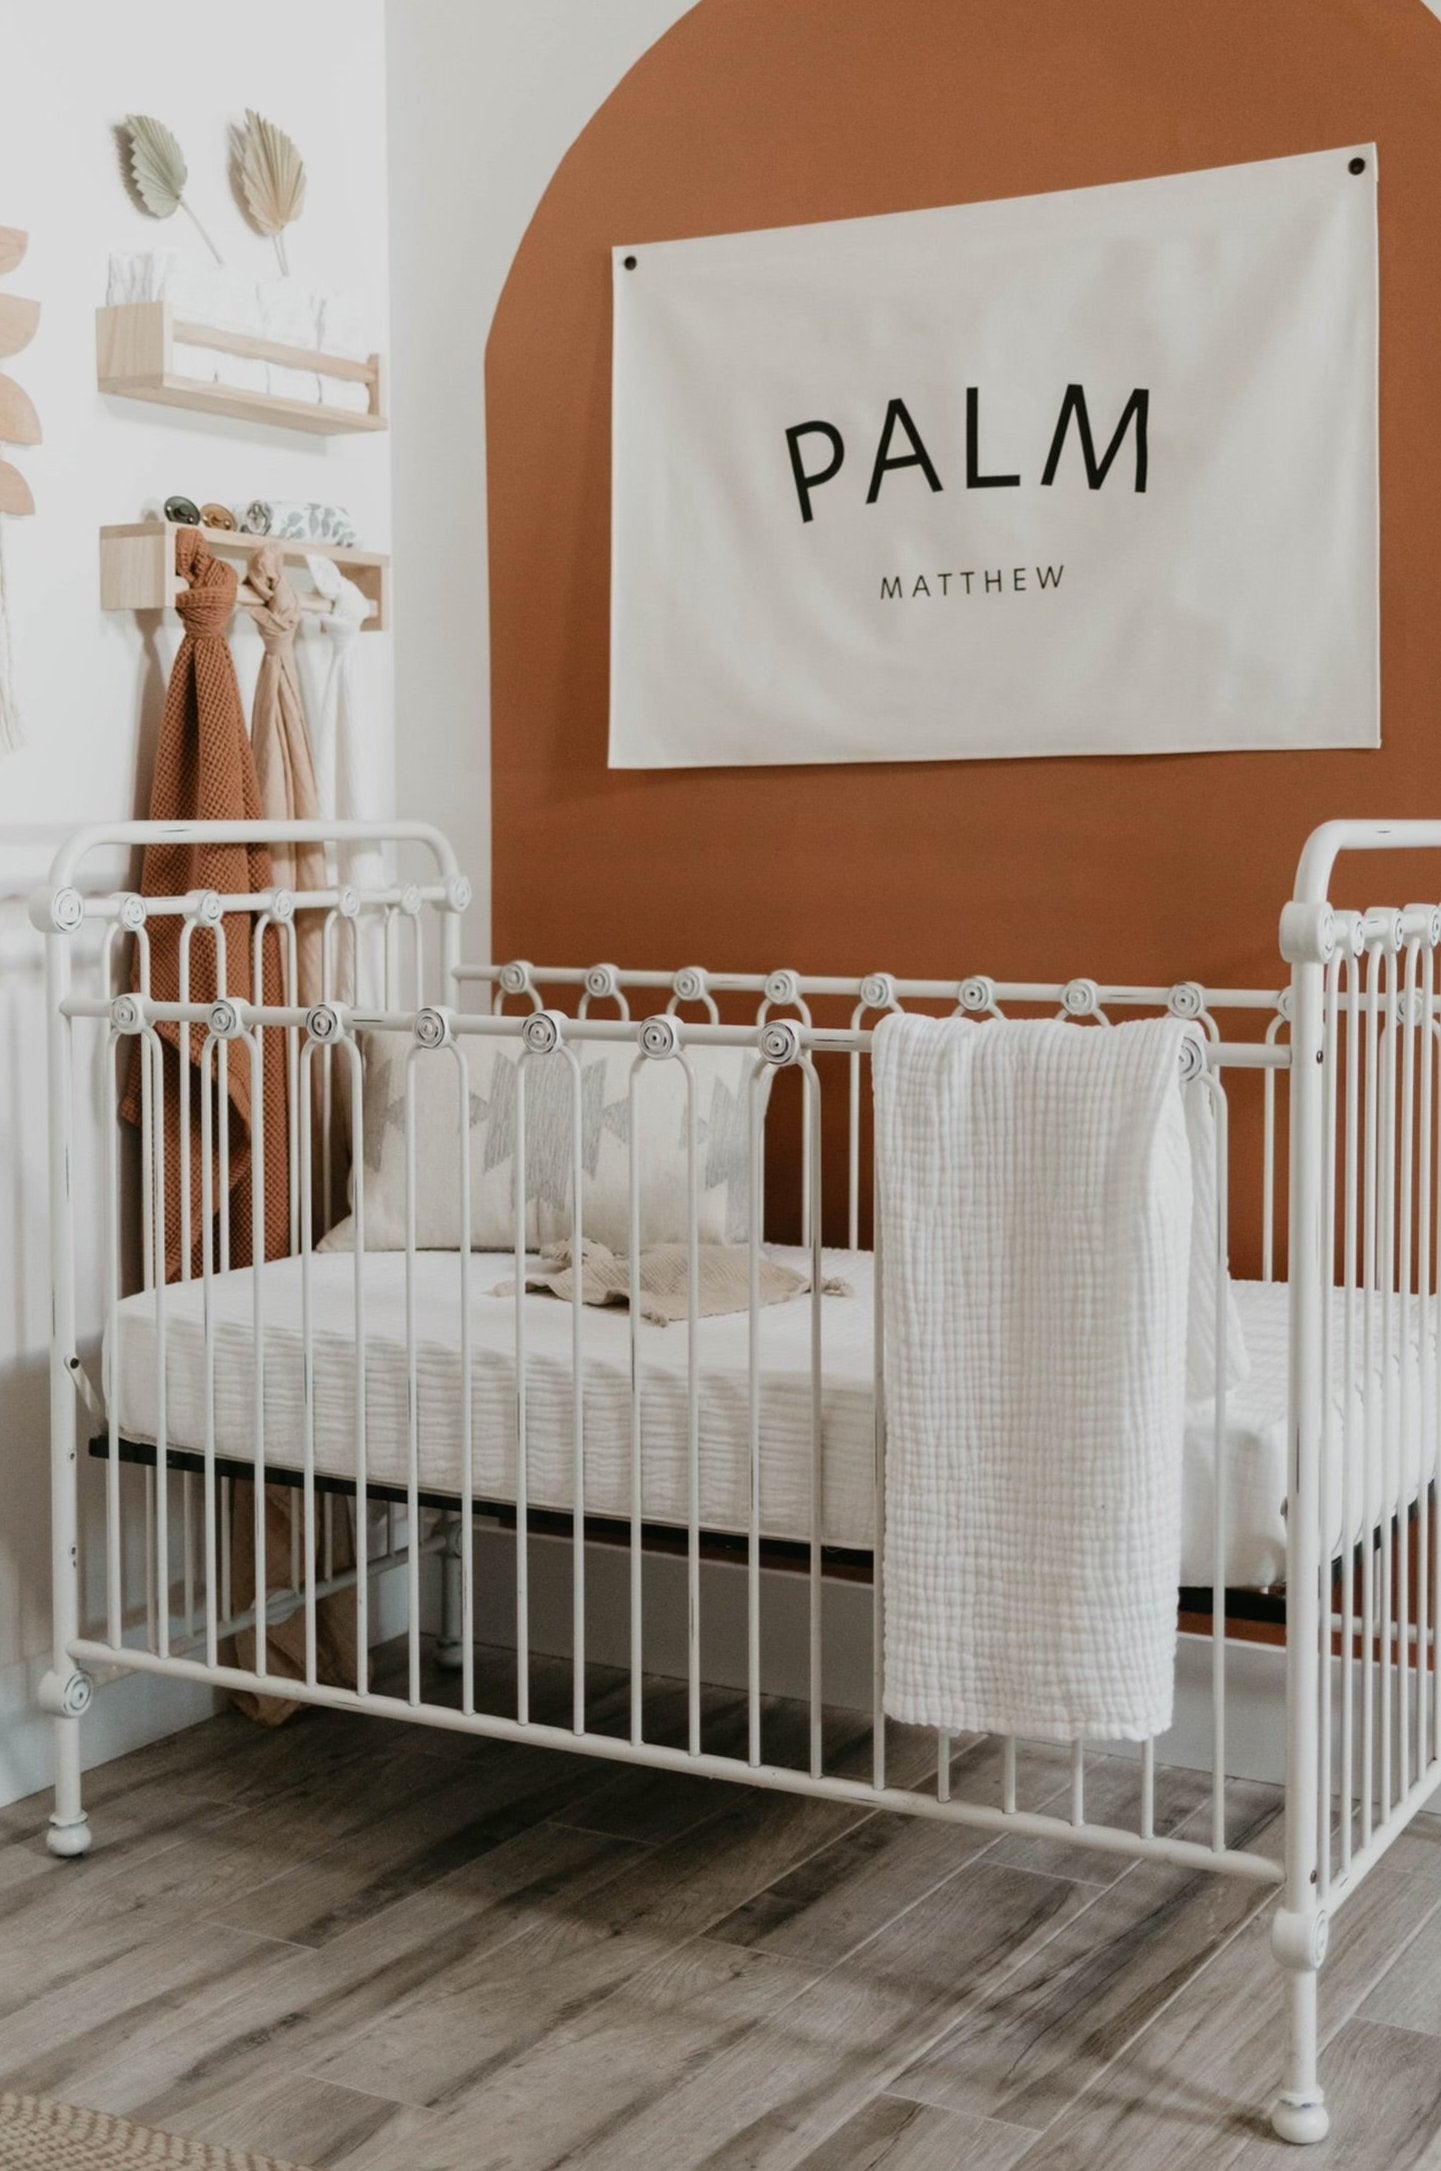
<box><xmin>96</xmin><ymin>302</ymin><xmax>387</xmax><ymax>436</ymax></box>
<box><xmin>100</xmin><ymin>522</ymin><xmax>390</xmax><ymax>632</ymax></box>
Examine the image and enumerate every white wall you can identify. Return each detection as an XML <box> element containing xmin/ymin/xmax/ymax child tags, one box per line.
<box><xmin>384</xmin><ymin>0</ymin><xmax>697</xmax><ymax>957</ymax></box>
<box><xmin>0</xmin><ymin>0</ymin><xmax>393</xmax><ymax>1804</ymax></box>
<box><xmin>0</xmin><ymin>0</ymin><xmax>695</xmax><ymax>1812</ymax></box>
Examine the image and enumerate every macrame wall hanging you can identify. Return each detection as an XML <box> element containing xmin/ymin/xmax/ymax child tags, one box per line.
<box><xmin>0</xmin><ymin>223</ymin><xmax>40</xmax><ymax>756</ymax></box>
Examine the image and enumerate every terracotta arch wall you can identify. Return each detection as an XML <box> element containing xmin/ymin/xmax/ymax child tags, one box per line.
<box><xmin>488</xmin><ymin>0</ymin><xmax>1441</xmax><ymax>1256</ymax></box>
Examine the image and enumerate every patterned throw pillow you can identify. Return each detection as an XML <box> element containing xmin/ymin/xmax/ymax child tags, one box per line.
<box><xmin>319</xmin><ymin>1030</ymin><xmax>756</xmax><ymax>1253</ymax></box>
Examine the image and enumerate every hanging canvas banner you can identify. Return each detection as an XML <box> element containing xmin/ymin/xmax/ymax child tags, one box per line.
<box><xmin>609</xmin><ymin>147</ymin><xmax>1378</xmax><ymax>769</ymax></box>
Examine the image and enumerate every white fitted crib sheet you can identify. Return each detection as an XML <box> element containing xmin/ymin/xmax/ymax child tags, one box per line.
<box><xmin>105</xmin><ymin>1250</ymin><xmax>1434</xmax><ymax>1591</ymax></box>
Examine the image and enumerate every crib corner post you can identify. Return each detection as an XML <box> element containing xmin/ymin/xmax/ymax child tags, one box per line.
<box><xmin>1274</xmin><ymin>921</ymin><xmax>1333</xmax><ymax>2143</ymax></box>
<box><xmin>1270</xmin><ymin>1908</ymin><xmax>1331</xmax><ymax>2144</ymax></box>
<box><xmin>41</xmin><ymin>919</ymin><xmax>93</xmax><ymax>1861</ymax></box>
<box><xmin>39</xmin><ymin>1667</ymin><xmax>93</xmax><ymax>1858</ymax></box>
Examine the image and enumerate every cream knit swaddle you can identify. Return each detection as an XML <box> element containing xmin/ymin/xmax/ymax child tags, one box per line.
<box><xmin>873</xmin><ymin>1013</ymin><xmax>1206</xmax><ymax>1742</ymax></box>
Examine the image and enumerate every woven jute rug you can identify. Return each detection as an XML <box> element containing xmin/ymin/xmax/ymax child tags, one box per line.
<box><xmin>0</xmin><ymin>2093</ymin><xmax>312</xmax><ymax>2170</ymax></box>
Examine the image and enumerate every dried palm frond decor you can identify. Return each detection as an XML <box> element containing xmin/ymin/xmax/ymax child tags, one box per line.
<box><xmin>124</xmin><ymin>114</ymin><xmax>223</xmax><ymax>265</ymax></box>
<box><xmin>238</xmin><ymin>110</ymin><xmax>306</xmax><ymax>276</ymax></box>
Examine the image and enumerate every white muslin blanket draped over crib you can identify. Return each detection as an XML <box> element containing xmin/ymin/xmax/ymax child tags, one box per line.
<box><xmin>873</xmin><ymin>1012</ymin><xmax>1228</xmax><ymax>1744</ymax></box>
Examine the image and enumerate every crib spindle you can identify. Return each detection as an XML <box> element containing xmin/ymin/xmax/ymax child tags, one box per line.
<box><xmin>804</xmin><ymin>1053</ymin><xmax>825</xmax><ymax>1781</ymax></box>
<box><xmin>746</xmin><ymin>1057</ymin><xmax>766</xmax><ymax>1770</ymax></box>
<box><xmin>684</xmin><ymin>1049</ymin><xmax>702</xmax><ymax>1760</ymax></box>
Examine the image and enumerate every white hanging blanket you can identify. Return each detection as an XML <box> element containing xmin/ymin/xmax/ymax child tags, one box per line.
<box><xmin>304</xmin><ymin>553</ymin><xmax>385</xmax><ymax>901</ymax></box>
<box><xmin>873</xmin><ymin>1012</ymin><xmax>1205</xmax><ymax>1742</ymax></box>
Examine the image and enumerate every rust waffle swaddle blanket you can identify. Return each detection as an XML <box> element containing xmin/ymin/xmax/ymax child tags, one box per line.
<box><xmin>124</xmin><ymin>528</ymin><xmax>289</xmax><ymax>1276</ymax></box>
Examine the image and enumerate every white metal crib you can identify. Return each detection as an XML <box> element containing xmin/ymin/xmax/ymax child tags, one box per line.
<box><xmin>30</xmin><ymin>815</ymin><xmax>1441</xmax><ymax>2147</ymax></box>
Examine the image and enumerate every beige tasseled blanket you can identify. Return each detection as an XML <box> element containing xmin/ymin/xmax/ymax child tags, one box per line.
<box><xmin>248</xmin><ymin>540</ymin><xmax>325</xmax><ymax>1008</ymax></box>
<box><xmin>496</xmin><ymin>1240</ymin><xmax>852</xmax><ymax>1327</ymax></box>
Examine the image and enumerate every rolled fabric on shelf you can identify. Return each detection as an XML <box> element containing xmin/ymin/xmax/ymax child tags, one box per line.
<box><xmin>316</xmin><ymin>290</ymin><xmax>371</xmax><ymax>413</ymax></box>
<box><xmin>316</xmin><ymin>290</ymin><xmax>366</xmax><ymax>358</ymax></box>
<box><xmin>257</xmin><ymin>276</ymin><xmax>320</xmax><ymax>403</ymax></box>
<box><xmin>207</xmin><ymin>267</ymin><xmax>267</xmax><ymax>392</ymax></box>
<box><xmin>159</xmin><ymin>270</ymin><xmax>216</xmax><ymax>385</ymax></box>
<box><xmin>238</xmin><ymin>500</ymin><xmax>359</xmax><ymax>546</ymax></box>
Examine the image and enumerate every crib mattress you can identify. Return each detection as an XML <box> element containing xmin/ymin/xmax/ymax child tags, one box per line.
<box><xmin>104</xmin><ymin>1249</ymin><xmax>1433</xmax><ymax>1591</ymax></box>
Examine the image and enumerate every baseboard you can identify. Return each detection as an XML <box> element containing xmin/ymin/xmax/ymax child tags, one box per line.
<box><xmin>462</xmin><ymin>1524</ymin><xmax>1298</xmax><ymax>1786</ymax></box>
<box><xmin>15</xmin><ymin>1537</ymin><xmax>1431</xmax><ymax>1815</ymax></box>
<box><xmin>0</xmin><ymin>1563</ymin><xmax>413</xmax><ymax>1816</ymax></box>
<box><xmin>0</xmin><ymin>1649</ymin><xmax>220</xmax><ymax>1813</ymax></box>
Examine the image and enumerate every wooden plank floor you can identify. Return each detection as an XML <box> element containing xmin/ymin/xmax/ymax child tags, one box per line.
<box><xmin>3</xmin><ymin>1639</ymin><xmax>1441</xmax><ymax>2170</ymax></box>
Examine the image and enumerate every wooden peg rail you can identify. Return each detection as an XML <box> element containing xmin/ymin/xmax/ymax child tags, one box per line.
<box><xmin>99</xmin><ymin>521</ymin><xmax>390</xmax><ymax>632</ymax></box>
<box><xmin>0</xmin><ymin>225</ymin><xmax>38</xmax><ymax>516</ymax></box>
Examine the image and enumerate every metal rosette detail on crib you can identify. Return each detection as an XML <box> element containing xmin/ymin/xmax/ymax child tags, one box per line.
<box><xmin>759</xmin><ymin>1017</ymin><xmax>803</xmax><ymax>1066</ymax></box>
<box><xmin>521</xmin><ymin>1009</ymin><xmax>564</xmax><ymax>1056</ymax></box>
<box><xmin>28</xmin><ymin>884</ymin><xmax>84</xmax><ymax>935</ymax></box>
<box><xmin>1060</xmin><ymin>976</ymin><xmax>1103</xmax><ymax>1018</ymax></box>
<box><xmin>639</xmin><ymin>1014</ymin><xmax>681</xmax><ymax>1059</ymax></box>
<box><xmin>109</xmin><ymin>994</ymin><xmax>145</xmax><ymax>1036</ymax></box>
<box><xmin>413</xmin><ymin>1006</ymin><xmax>453</xmax><ymax>1049</ymax></box>
<box><xmin>1167</xmin><ymin>981</ymin><xmax>1207</xmax><ymax>1021</ymax></box>
<box><xmin>305</xmin><ymin>1002</ymin><xmax>347</xmax><ymax>1045</ymax></box>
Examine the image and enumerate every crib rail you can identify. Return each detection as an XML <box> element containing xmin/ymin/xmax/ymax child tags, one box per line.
<box><xmin>38</xmin><ymin>819</ymin><xmax>1441</xmax><ymax>1898</ymax></box>
<box><xmin>460</xmin><ymin>959</ymin><xmax>1295</xmax><ymax>1273</ymax></box>
<box><xmin>34</xmin><ymin>816</ymin><xmax>1317</xmax><ymax>1901</ymax></box>
<box><xmin>1281</xmin><ymin>895</ymin><xmax>1441</xmax><ymax>1922</ymax></box>
<box><xmin>1198</xmin><ymin>825</ymin><xmax>1441</xmax><ymax>2131</ymax></box>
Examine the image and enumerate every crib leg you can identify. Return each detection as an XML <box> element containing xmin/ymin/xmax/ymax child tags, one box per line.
<box><xmin>37</xmin><ymin>1663</ymin><xmax>93</xmax><ymax>1858</ymax></box>
<box><xmin>40</xmin><ymin>917</ymin><xmax>93</xmax><ymax>1861</ymax></box>
<box><xmin>1270</xmin><ymin>1912</ymin><xmax>1330</xmax><ymax>2144</ymax></box>
<box><xmin>41</xmin><ymin>1315</ymin><xmax>94</xmax><ymax>1858</ymax></box>
<box><xmin>435</xmin><ymin>1514</ymin><xmax>466</xmax><ymax>1672</ymax></box>
<box><xmin>1271</xmin><ymin>946</ymin><xmax>1328</xmax><ymax>2142</ymax></box>
<box><xmin>45</xmin><ymin>1711</ymin><xmax>92</xmax><ymax>1859</ymax></box>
